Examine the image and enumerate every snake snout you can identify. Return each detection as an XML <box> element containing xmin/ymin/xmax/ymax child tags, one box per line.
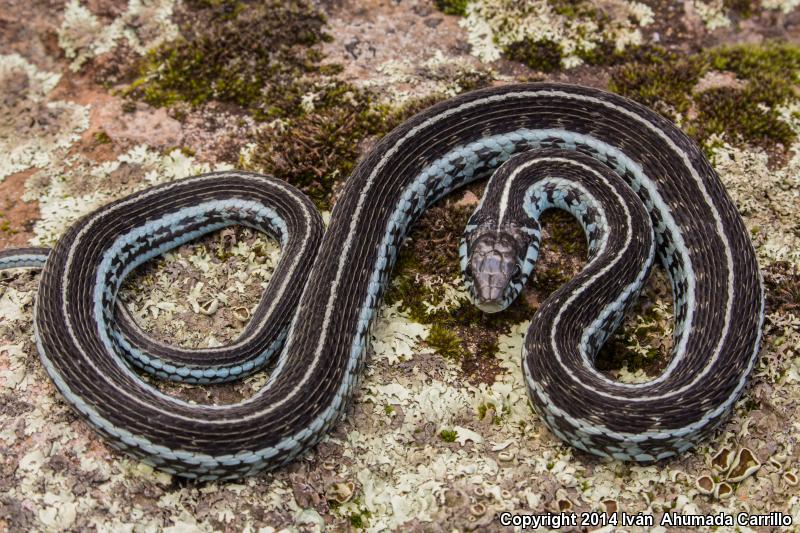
<box><xmin>466</xmin><ymin>231</ymin><xmax>524</xmax><ymax>313</ymax></box>
<box><xmin>471</xmin><ymin>256</ymin><xmax>508</xmax><ymax>305</ymax></box>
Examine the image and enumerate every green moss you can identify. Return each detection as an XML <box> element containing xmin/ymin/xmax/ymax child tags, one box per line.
<box><xmin>0</xmin><ymin>219</ymin><xmax>15</xmax><ymax>235</ymax></box>
<box><xmin>609</xmin><ymin>42</ymin><xmax>800</xmax><ymax>154</ymax></box>
<box><xmin>127</xmin><ymin>0</ymin><xmax>336</xmax><ymax>112</ymax></box>
<box><xmin>340</xmin><ymin>501</ymin><xmax>372</xmax><ymax>529</ymax></box>
<box><xmin>475</xmin><ymin>336</ymin><xmax>500</xmax><ymax>358</ymax></box>
<box><xmin>529</xmin><ymin>211</ymin><xmax>587</xmax><ymax>297</ymax></box>
<box><xmin>499</xmin><ymin>0</ymin><xmax>612</xmax><ymax>71</ymax></box>
<box><xmin>381</xmin><ymin>200</ymin><xmax>528</xmax><ymax>385</ymax></box>
<box><xmin>609</xmin><ymin>46</ymin><xmax>705</xmax><ymax>118</ymax></box>
<box><xmin>450</xmin><ymin>69</ymin><xmax>496</xmax><ymax>94</ymax></box>
<box><xmin>534</xmin><ymin>41</ymin><xmax>800</xmax><ymax>154</ymax></box>
<box><xmin>124</xmin><ymin>0</ymin><xmax>494</xmax><ymax>211</ymax></box>
<box><xmin>531</xmin><ymin>267</ymin><xmax>571</xmax><ymax>298</ymax></box>
<box><xmin>385</xmin><ymin>202</ymin><xmax>531</xmax><ymax>329</ymax></box>
<box><xmin>706</xmin><ymin>42</ymin><xmax>800</xmax><ymax>81</ymax></box>
<box><xmin>544</xmin><ymin>210</ymin><xmax>586</xmax><ymax>256</ymax></box>
<box><xmin>723</xmin><ymin>0</ymin><xmax>757</xmax><ymax>18</ymax></box>
<box><xmin>93</xmin><ymin>130</ymin><xmax>112</xmax><ymax>145</ymax></box>
<box><xmin>349</xmin><ymin>514</ymin><xmax>366</xmax><ymax>529</ymax></box>
<box><xmin>547</xmin><ymin>0</ymin><xmax>604</xmax><ymax>21</ymax></box>
<box><xmin>243</xmin><ymin>82</ymin><xmax>400</xmax><ymax>208</ymax></box>
<box><xmin>247</xmin><ymin>86</ymin><xmax>495</xmax><ymax>209</ymax></box>
<box><xmin>185</xmin><ymin>0</ymin><xmax>245</xmax><ymax>16</ymax></box>
<box><xmin>477</xmin><ymin>402</ymin><xmax>505</xmax><ymax>424</ymax></box>
<box><xmin>505</xmin><ymin>38</ymin><xmax>564</xmax><ymax>73</ymax></box>
<box><xmin>439</xmin><ymin>429</ymin><xmax>458</xmax><ymax>442</ymax></box>
<box><xmin>427</xmin><ymin>324</ymin><xmax>467</xmax><ymax>360</ymax></box>
<box><xmin>384</xmin><ymin>404</ymin><xmax>395</xmax><ymax>415</ymax></box>
<box><xmin>693</xmin><ymin>86</ymin><xmax>795</xmax><ymax>151</ymax></box>
<box><xmin>434</xmin><ymin>0</ymin><xmax>472</xmax><ymax>16</ymax></box>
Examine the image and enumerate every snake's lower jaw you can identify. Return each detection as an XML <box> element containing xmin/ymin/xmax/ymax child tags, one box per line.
<box><xmin>470</xmin><ymin>289</ymin><xmax>512</xmax><ymax>314</ymax></box>
<box><xmin>475</xmin><ymin>300</ymin><xmax>508</xmax><ymax>314</ymax></box>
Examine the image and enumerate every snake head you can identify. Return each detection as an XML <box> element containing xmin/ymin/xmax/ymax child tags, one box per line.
<box><xmin>461</xmin><ymin>224</ymin><xmax>539</xmax><ymax>313</ymax></box>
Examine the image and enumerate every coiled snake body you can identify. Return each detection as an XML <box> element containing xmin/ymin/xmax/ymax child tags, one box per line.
<box><xmin>0</xmin><ymin>84</ymin><xmax>763</xmax><ymax>479</ymax></box>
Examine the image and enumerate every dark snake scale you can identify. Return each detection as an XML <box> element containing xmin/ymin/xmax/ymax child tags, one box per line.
<box><xmin>0</xmin><ymin>83</ymin><xmax>763</xmax><ymax>480</ymax></box>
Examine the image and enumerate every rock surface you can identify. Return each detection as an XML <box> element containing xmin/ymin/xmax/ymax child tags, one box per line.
<box><xmin>1</xmin><ymin>0</ymin><xmax>799</xmax><ymax>531</ymax></box>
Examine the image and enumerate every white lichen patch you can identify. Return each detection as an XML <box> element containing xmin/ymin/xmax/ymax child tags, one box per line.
<box><xmin>418</xmin><ymin>274</ymin><xmax>470</xmax><ymax>317</ymax></box>
<box><xmin>691</xmin><ymin>1</ymin><xmax>732</xmax><ymax>31</ymax></box>
<box><xmin>118</xmin><ymin>227</ymin><xmax>282</xmax><ymax>350</ymax></box>
<box><xmin>372</xmin><ymin>50</ymin><xmax>496</xmax><ymax>104</ymax></box>
<box><xmin>692</xmin><ymin>0</ymin><xmax>799</xmax><ymax>29</ymax></box>
<box><xmin>370</xmin><ymin>304</ymin><xmax>429</xmax><ymax>364</ymax></box>
<box><xmin>327</xmin><ymin>318</ymin><xmax>540</xmax><ymax>530</ymax></box>
<box><xmin>605</xmin><ymin>288</ymin><xmax>675</xmax><ymax>384</ymax></box>
<box><xmin>0</xmin><ymin>54</ymin><xmax>89</xmax><ymax>181</ymax></box>
<box><xmin>460</xmin><ymin>0</ymin><xmax>653</xmax><ymax>67</ymax></box>
<box><xmin>763</xmin><ymin>0</ymin><xmax>800</xmax><ymax>13</ymax></box>
<box><xmin>58</xmin><ymin>0</ymin><xmax>178</xmax><ymax>71</ymax></box>
<box><xmin>712</xmin><ymin>141</ymin><xmax>800</xmax><ymax>267</ymax></box>
<box><xmin>58</xmin><ymin>0</ymin><xmax>117</xmax><ymax>70</ymax></box>
<box><xmin>23</xmin><ymin>145</ymin><xmax>233</xmax><ymax>246</ymax></box>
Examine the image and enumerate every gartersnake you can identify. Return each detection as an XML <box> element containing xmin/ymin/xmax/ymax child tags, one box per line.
<box><xmin>0</xmin><ymin>83</ymin><xmax>764</xmax><ymax>480</ymax></box>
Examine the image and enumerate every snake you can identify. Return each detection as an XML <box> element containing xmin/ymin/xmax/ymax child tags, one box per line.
<box><xmin>0</xmin><ymin>83</ymin><xmax>763</xmax><ymax>480</ymax></box>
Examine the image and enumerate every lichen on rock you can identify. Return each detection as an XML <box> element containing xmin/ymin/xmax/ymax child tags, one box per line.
<box><xmin>713</xmin><ymin>139</ymin><xmax>800</xmax><ymax>267</ymax></box>
<box><xmin>0</xmin><ymin>54</ymin><xmax>89</xmax><ymax>181</ymax></box>
<box><xmin>58</xmin><ymin>0</ymin><xmax>178</xmax><ymax>71</ymax></box>
<box><xmin>23</xmin><ymin>145</ymin><xmax>233</xmax><ymax>246</ymax></box>
<box><xmin>459</xmin><ymin>0</ymin><xmax>654</xmax><ymax>69</ymax></box>
<box><xmin>2</xmin><ymin>0</ymin><xmax>800</xmax><ymax>530</ymax></box>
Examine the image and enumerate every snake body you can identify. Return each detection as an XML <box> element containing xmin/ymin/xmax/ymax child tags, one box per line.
<box><xmin>0</xmin><ymin>83</ymin><xmax>763</xmax><ymax>479</ymax></box>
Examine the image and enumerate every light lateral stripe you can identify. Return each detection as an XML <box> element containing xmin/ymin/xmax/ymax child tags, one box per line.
<box><xmin>496</xmin><ymin>157</ymin><xmax>540</xmax><ymax>225</ymax></box>
<box><xmin>524</xmin><ymin>129</ymin><xmax>717</xmax><ymax>397</ymax></box>
<box><xmin>527</xmin><ymin>159</ymin><xmax>638</xmax><ymax>391</ymax></box>
<box><xmin>80</xmin><ymin>200</ymin><xmax>286</xmax><ymax>411</ymax></box>
<box><xmin>0</xmin><ymin>255</ymin><xmax>49</xmax><ymax>269</ymax></box>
